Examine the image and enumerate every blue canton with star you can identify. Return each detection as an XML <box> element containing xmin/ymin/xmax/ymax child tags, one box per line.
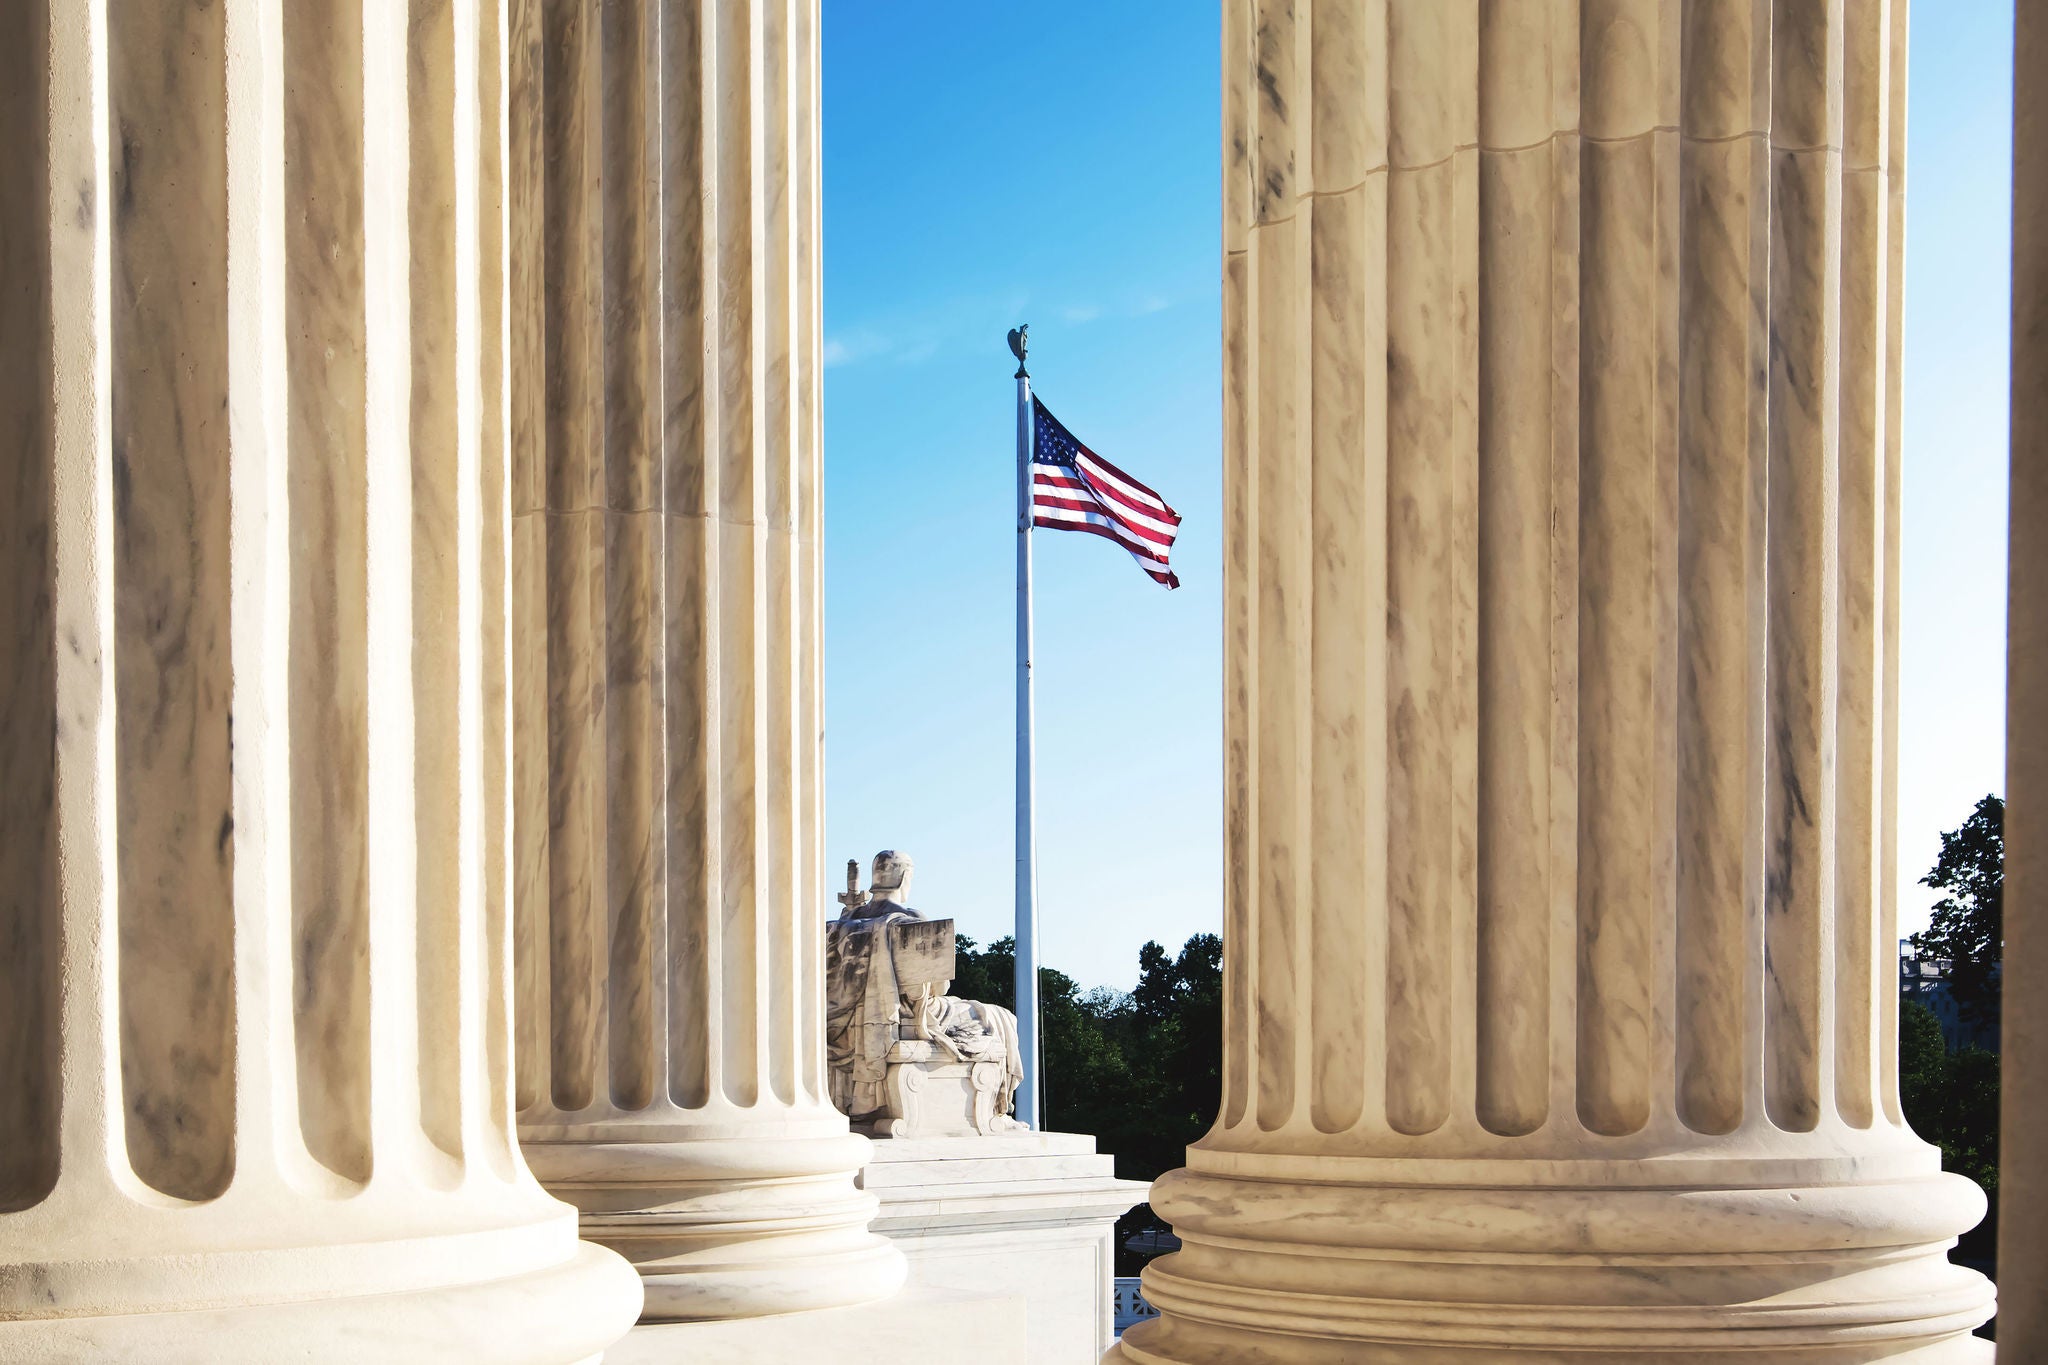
<box><xmin>1032</xmin><ymin>397</ymin><xmax>1081</xmax><ymax>467</ymax></box>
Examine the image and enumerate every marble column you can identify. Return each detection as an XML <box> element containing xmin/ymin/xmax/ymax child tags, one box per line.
<box><xmin>0</xmin><ymin>0</ymin><xmax>643</xmax><ymax>1359</ymax></box>
<box><xmin>1116</xmin><ymin>3</ymin><xmax>1997</xmax><ymax>1361</ymax></box>
<box><xmin>508</xmin><ymin>0</ymin><xmax>905</xmax><ymax>1321</ymax></box>
<box><xmin>2001</xmin><ymin>1</ymin><xmax>2046</xmax><ymax>1356</ymax></box>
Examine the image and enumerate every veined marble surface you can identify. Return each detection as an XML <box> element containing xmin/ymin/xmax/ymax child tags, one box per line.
<box><xmin>1129</xmin><ymin>2</ymin><xmax>1994</xmax><ymax>1361</ymax></box>
<box><xmin>2000</xmin><ymin>4</ymin><xmax>2048</xmax><ymax>1356</ymax></box>
<box><xmin>0</xmin><ymin>0</ymin><xmax>641</xmax><ymax>1359</ymax></box>
<box><xmin>610</xmin><ymin>1285</ymin><xmax>1027</xmax><ymax>1365</ymax></box>
<box><xmin>505</xmin><ymin>0</ymin><xmax>900</xmax><ymax>1325</ymax></box>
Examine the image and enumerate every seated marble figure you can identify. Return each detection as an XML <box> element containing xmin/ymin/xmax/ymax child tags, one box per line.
<box><xmin>825</xmin><ymin>850</ymin><xmax>1027</xmax><ymax>1136</ymax></box>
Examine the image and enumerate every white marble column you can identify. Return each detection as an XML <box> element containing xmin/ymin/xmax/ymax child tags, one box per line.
<box><xmin>0</xmin><ymin>0</ymin><xmax>643</xmax><ymax>1359</ymax></box>
<box><xmin>509</xmin><ymin>0</ymin><xmax>905</xmax><ymax>1321</ymax></box>
<box><xmin>1117</xmin><ymin>3</ymin><xmax>1996</xmax><ymax>1361</ymax></box>
<box><xmin>2002</xmin><ymin>1</ymin><xmax>2046</xmax><ymax>1355</ymax></box>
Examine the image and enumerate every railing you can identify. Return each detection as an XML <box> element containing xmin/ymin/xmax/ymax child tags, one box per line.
<box><xmin>1113</xmin><ymin>1277</ymin><xmax>1159</xmax><ymax>1335</ymax></box>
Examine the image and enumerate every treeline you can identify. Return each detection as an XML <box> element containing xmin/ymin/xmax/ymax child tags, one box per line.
<box><xmin>951</xmin><ymin>931</ymin><xmax>1220</xmax><ymax>1269</ymax></box>
<box><xmin>1899</xmin><ymin>793</ymin><xmax>2005</xmax><ymax>1274</ymax></box>
<box><xmin>1900</xmin><ymin>1000</ymin><xmax>2000</xmax><ymax>1207</ymax></box>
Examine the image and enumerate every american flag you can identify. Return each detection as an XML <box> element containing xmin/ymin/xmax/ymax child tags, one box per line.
<box><xmin>1030</xmin><ymin>397</ymin><xmax>1182</xmax><ymax>589</ymax></box>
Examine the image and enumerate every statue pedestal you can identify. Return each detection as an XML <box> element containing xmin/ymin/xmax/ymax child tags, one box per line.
<box><xmin>858</xmin><ymin>1132</ymin><xmax>1149</xmax><ymax>1365</ymax></box>
<box><xmin>873</xmin><ymin>1041</ymin><xmax>1013</xmax><ymax>1137</ymax></box>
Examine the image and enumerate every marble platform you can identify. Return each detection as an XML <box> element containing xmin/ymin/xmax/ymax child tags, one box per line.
<box><xmin>856</xmin><ymin>1131</ymin><xmax>1148</xmax><ymax>1364</ymax></box>
<box><xmin>608</xmin><ymin>1285</ymin><xmax>1026</xmax><ymax>1364</ymax></box>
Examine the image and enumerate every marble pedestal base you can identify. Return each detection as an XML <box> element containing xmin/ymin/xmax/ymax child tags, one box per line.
<box><xmin>1107</xmin><ymin>1333</ymin><xmax>1992</xmax><ymax>1365</ymax></box>
<box><xmin>0</xmin><ymin>1217</ymin><xmax>641</xmax><ymax>1365</ymax></box>
<box><xmin>521</xmin><ymin>1127</ymin><xmax>906</xmax><ymax>1321</ymax></box>
<box><xmin>606</xmin><ymin>1284</ymin><xmax>1028</xmax><ymax>1365</ymax></box>
<box><xmin>857</xmin><ymin>1131</ymin><xmax>1148</xmax><ymax>1364</ymax></box>
<box><xmin>1111</xmin><ymin>1160</ymin><xmax>1995</xmax><ymax>1364</ymax></box>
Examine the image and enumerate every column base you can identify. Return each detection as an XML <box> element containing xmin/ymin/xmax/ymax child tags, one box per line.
<box><xmin>607</xmin><ymin>1283</ymin><xmax>1028</xmax><ymax>1365</ymax></box>
<box><xmin>0</xmin><ymin>1236</ymin><xmax>641</xmax><ymax>1365</ymax></box>
<box><xmin>1105</xmin><ymin>1334</ymin><xmax>1982</xmax><ymax>1365</ymax></box>
<box><xmin>523</xmin><ymin>1130</ymin><xmax>908</xmax><ymax>1321</ymax></box>
<box><xmin>1109</xmin><ymin>1327</ymin><xmax>1992</xmax><ymax>1364</ymax></box>
<box><xmin>1111</xmin><ymin>1164</ymin><xmax>1996</xmax><ymax>1363</ymax></box>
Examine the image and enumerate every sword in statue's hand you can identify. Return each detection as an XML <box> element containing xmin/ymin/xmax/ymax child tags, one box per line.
<box><xmin>836</xmin><ymin>859</ymin><xmax>869</xmax><ymax>915</ymax></box>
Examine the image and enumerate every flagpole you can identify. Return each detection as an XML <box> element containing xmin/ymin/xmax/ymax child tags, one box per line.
<box><xmin>1009</xmin><ymin>324</ymin><xmax>1041</xmax><ymax>1131</ymax></box>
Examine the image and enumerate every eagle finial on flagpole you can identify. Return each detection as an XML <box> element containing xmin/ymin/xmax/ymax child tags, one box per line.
<box><xmin>1007</xmin><ymin>323</ymin><xmax>1029</xmax><ymax>378</ymax></box>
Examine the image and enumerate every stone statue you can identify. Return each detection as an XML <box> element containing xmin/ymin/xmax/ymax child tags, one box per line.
<box><xmin>826</xmin><ymin>851</ymin><xmax>1027</xmax><ymax>1135</ymax></box>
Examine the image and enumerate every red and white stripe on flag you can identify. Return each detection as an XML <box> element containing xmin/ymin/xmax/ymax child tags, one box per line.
<box><xmin>1030</xmin><ymin>397</ymin><xmax>1182</xmax><ymax>588</ymax></box>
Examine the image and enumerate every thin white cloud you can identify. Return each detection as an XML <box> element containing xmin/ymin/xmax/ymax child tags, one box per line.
<box><xmin>1061</xmin><ymin>304</ymin><xmax>1102</xmax><ymax>324</ymax></box>
<box><xmin>822</xmin><ymin>329</ymin><xmax>894</xmax><ymax>368</ymax></box>
<box><xmin>1131</xmin><ymin>294</ymin><xmax>1171</xmax><ymax>316</ymax></box>
<box><xmin>825</xmin><ymin>291</ymin><xmax>1033</xmax><ymax>371</ymax></box>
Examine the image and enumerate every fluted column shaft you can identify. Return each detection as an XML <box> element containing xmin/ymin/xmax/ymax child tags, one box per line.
<box><xmin>0</xmin><ymin>0</ymin><xmax>642</xmax><ymax>1359</ymax></box>
<box><xmin>2001</xmin><ymin>2</ymin><xmax>2048</xmax><ymax>1353</ymax></box>
<box><xmin>509</xmin><ymin>0</ymin><xmax>903</xmax><ymax>1322</ymax></box>
<box><xmin>1118</xmin><ymin>4</ymin><xmax>1994</xmax><ymax>1361</ymax></box>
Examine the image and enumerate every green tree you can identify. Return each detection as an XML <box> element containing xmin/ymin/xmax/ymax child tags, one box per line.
<box><xmin>948</xmin><ymin>931</ymin><xmax>1225</xmax><ymax>1272</ymax></box>
<box><xmin>949</xmin><ymin>934</ymin><xmax>1142</xmax><ymax>1151</ymax></box>
<box><xmin>1939</xmin><ymin>1047</ymin><xmax>2004</xmax><ymax>1199</ymax></box>
<box><xmin>1900</xmin><ymin>790</ymin><xmax>2005</xmax><ymax>1278</ymax></box>
<box><xmin>949</xmin><ymin>932</ymin><xmax>1012</xmax><ymax>1009</ymax></box>
<box><xmin>1909</xmin><ymin>793</ymin><xmax>2004</xmax><ymax>1033</ymax></box>
<box><xmin>1898</xmin><ymin>997</ymin><xmax>1949</xmax><ymax>1116</ymax></box>
<box><xmin>1131</xmin><ymin>934</ymin><xmax>1222</xmax><ymax>1148</ymax></box>
<box><xmin>1898</xmin><ymin>999</ymin><xmax>2000</xmax><ymax>1268</ymax></box>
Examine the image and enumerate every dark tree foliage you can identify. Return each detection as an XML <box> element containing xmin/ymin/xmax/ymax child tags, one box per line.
<box><xmin>952</xmin><ymin>931</ymin><xmax>1224</xmax><ymax>1273</ymax></box>
<box><xmin>1899</xmin><ymin>999</ymin><xmax>2000</xmax><ymax>1268</ymax></box>
<box><xmin>949</xmin><ymin>933</ymin><xmax>1015</xmax><ymax>1012</ymax></box>
<box><xmin>1900</xmin><ymin>795</ymin><xmax>2005</xmax><ymax>1278</ymax></box>
<box><xmin>1901</xmin><ymin>999</ymin><xmax>2000</xmax><ymax>1192</ymax></box>
<box><xmin>1128</xmin><ymin>934</ymin><xmax>1223</xmax><ymax>1174</ymax></box>
<box><xmin>1898</xmin><ymin>996</ymin><xmax>1950</xmax><ymax>1106</ymax></box>
<box><xmin>1909</xmin><ymin>793</ymin><xmax>2004</xmax><ymax>1033</ymax></box>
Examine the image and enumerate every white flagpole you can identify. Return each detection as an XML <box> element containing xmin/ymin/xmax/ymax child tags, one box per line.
<box><xmin>1010</xmin><ymin>325</ymin><xmax>1041</xmax><ymax>1131</ymax></box>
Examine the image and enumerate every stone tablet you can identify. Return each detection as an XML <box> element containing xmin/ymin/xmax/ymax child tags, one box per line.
<box><xmin>886</xmin><ymin>919</ymin><xmax>955</xmax><ymax>989</ymax></box>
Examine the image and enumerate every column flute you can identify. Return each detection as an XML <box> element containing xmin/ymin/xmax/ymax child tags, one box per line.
<box><xmin>1117</xmin><ymin>2</ymin><xmax>1996</xmax><ymax>1360</ymax></box>
<box><xmin>509</xmin><ymin>0</ymin><xmax>904</xmax><ymax>1320</ymax></box>
<box><xmin>0</xmin><ymin>0</ymin><xmax>642</xmax><ymax>1357</ymax></box>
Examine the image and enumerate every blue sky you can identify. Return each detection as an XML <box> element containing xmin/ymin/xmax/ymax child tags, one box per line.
<box><xmin>820</xmin><ymin>5</ymin><xmax>2015</xmax><ymax>992</ymax></box>
<box><xmin>1894</xmin><ymin>6</ymin><xmax>2014</xmax><ymax>948</ymax></box>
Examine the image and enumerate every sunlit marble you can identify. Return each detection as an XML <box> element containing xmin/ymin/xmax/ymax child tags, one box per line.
<box><xmin>2002</xmin><ymin>4</ymin><xmax>2048</xmax><ymax>1356</ymax></box>
<box><xmin>506</xmin><ymin>0</ymin><xmax>903</xmax><ymax>1323</ymax></box>
<box><xmin>0</xmin><ymin>0</ymin><xmax>640</xmax><ymax>1358</ymax></box>
<box><xmin>1115</xmin><ymin>3</ymin><xmax>1994</xmax><ymax>1361</ymax></box>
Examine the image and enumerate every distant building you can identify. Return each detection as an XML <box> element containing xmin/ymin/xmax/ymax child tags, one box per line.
<box><xmin>1899</xmin><ymin>942</ymin><xmax>2001</xmax><ymax>1052</ymax></box>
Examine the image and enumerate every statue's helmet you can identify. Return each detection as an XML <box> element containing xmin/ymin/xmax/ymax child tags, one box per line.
<box><xmin>870</xmin><ymin>849</ymin><xmax>913</xmax><ymax>894</ymax></box>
